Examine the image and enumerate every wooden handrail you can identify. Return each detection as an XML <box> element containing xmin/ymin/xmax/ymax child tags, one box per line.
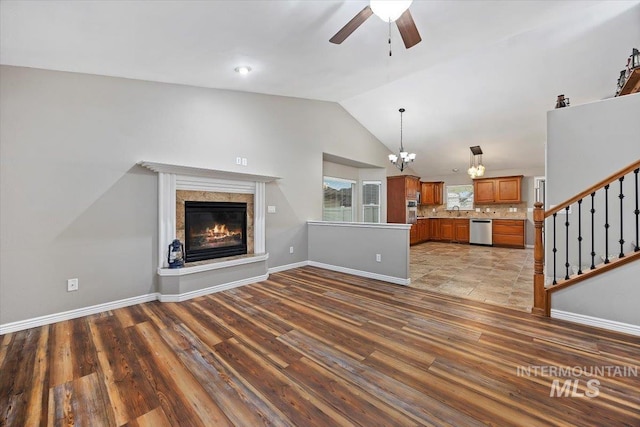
<box><xmin>545</xmin><ymin>159</ymin><xmax>640</xmax><ymax>217</ymax></box>
<box><xmin>533</xmin><ymin>158</ymin><xmax>640</xmax><ymax>316</ymax></box>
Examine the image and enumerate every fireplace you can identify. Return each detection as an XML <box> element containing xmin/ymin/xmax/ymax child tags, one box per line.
<box><xmin>184</xmin><ymin>201</ymin><xmax>248</xmax><ymax>262</ymax></box>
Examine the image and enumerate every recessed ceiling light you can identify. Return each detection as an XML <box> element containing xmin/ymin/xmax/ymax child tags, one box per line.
<box><xmin>234</xmin><ymin>66</ymin><xmax>252</xmax><ymax>75</ymax></box>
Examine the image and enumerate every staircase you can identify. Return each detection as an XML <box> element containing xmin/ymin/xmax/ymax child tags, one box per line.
<box><xmin>533</xmin><ymin>159</ymin><xmax>640</xmax><ymax>316</ymax></box>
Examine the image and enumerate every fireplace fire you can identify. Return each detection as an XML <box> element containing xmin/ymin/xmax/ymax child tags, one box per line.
<box><xmin>184</xmin><ymin>201</ymin><xmax>247</xmax><ymax>262</ymax></box>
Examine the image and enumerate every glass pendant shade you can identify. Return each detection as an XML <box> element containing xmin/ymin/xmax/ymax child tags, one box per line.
<box><xmin>468</xmin><ymin>147</ymin><xmax>486</xmax><ymax>179</ymax></box>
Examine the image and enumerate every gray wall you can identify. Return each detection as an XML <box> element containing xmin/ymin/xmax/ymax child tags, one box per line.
<box><xmin>546</xmin><ymin>93</ymin><xmax>640</xmax><ymax>325</ymax></box>
<box><xmin>0</xmin><ymin>65</ymin><xmax>396</xmax><ymax>324</ymax></box>
<box><xmin>308</xmin><ymin>222</ymin><xmax>410</xmax><ymax>282</ymax></box>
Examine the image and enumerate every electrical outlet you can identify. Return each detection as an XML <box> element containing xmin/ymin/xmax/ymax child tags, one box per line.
<box><xmin>289</xmin><ymin>246</ymin><xmax>294</xmax><ymax>254</ymax></box>
<box><xmin>475</xmin><ymin>208</ymin><xmax>480</xmax><ymax>212</ymax></box>
<box><xmin>241</xmin><ymin>157</ymin><xmax>247</xmax><ymax>166</ymax></box>
<box><xmin>67</xmin><ymin>278</ymin><xmax>78</xmax><ymax>292</ymax></box>
<box><xmin>376</xmin><ymin>254</ymin><xmax>381</xmax><ymax>262</ymax></box>
<box><xmin>235</xmin><ymin>157</ymin><xmax>242</xmax><ymax>165</ymax></box>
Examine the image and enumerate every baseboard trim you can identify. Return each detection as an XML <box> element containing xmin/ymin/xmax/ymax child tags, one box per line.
<box><xmin>158</xmin><ymin>274</ymin><xmax>269</xmax><ymax>302</ymax></box>
<box><xmin>1</xmin><ymin>260</ymin><xmax>409</xmax><ymax>333</ymax></box>
<box><xmin>0</xmin><ymin>293</ymin><xmax>158</xmax><ymax>335</ymax></box>
<box><xmin>307</xmin><ymin>261</ymin><xmax>410</xmax><ymax>286</ymax></box>
<box><xmin>550</xmin><ymin>309</ymin><xmax>640</xmax><ymax>337</ymax></box>
<box><xmin>268</xmin><ymin>261</ymin><xmax>309</xmax><ymax>274</ymax></box>
<box><xmin>1</xmin><ymin>274</ymin><xmax>271</xmax><ymax>334</ymax></box>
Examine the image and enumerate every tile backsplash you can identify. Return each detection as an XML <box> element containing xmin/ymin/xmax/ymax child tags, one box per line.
<box><xmin>418</xmin><ymin>202</ymin><xmax>527</xmax><ymax>219</ymax></box>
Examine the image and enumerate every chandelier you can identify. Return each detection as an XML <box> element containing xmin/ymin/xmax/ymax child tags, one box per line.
<box><xmin>388</xmin><ymin>108</ymin><xmax>416</xmax><ymax>172</ymax></box>
<box><xmin>468</xmin><ymin>145</ymin><xmax>485</xmax><ymax>179</ymax></box>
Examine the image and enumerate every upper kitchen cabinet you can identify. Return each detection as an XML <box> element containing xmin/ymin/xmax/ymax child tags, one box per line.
<box><xmin>420</xmin><ymin>181</ymin><xmax>444</xmax><ymax>205</ymax></box>
<box><xmin>473</xmin><ymin>175</ymin><xmax>523</xmax><ymax>204</ymax></box>
<box><xmin>388</xmin><ymin>175</ymin><xmax>421</xmax><ymax>200</ymax></box>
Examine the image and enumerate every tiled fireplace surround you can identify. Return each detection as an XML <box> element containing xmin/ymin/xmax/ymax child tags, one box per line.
<box><xmin>140</xmin><ymin>162</ymin><xmax>278</xmax><ymax>301</ymax></box>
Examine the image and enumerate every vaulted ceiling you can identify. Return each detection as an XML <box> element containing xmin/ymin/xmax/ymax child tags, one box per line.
<box><xmin>2</xmin><ymin>0</ymin><xmax>639</xmax><ymax>178</ymax></box>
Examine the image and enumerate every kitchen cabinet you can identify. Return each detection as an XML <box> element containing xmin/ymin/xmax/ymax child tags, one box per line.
<box><xmin>493</xmin><ymin>219</ymin><xmax>526</xmax><ymax>248</ymax></box>
<box><xmin>420</xmin><ymin>181</ymin><xmax>444</xmax><ymax>205</ymax></box>
<box><xmin>473</xmin><ymin>176</ymin><xmax>523</xmax><ymax>204</ymax></box>
<box><xmin>437</xmin><ymin>218</ymin><xmax>469</xmax><ymax>243</ymax></box>
<box><xmin>410</xmin><ymin>218</ymin><xmax>430</xmax><ymax>245</ymax></box>
<box><xmin>439</xmin><ymin>219</ymin><xmax>454</xmax><ymax>241</ymax></box>
<box><xmin>410</xmin><ymin>223</ymin><xmax>420</xmax><ymax>245</ymax></box>
<box><xmin>387</xmin><ymin>175</ymin><xmax>421</xmax><ymax>223</ymax></box>
<box><xmin>430</xmin><ymin>218</ymin><xmax>441</xmax><ymax>241</ymax></box>
<box><xmin>453</xmin><ymin>219</ymin><xmax>470</xmax><ymax>243</ymax></box>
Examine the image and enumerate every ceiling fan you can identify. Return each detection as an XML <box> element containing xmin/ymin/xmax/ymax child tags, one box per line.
<box><xmin>329</xmin><ymin>0</ymin><xmax>421</xmax><ymax>49</ymax></box>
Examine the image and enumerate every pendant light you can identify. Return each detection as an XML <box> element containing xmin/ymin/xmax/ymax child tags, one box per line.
<box><xmin>388</xmin><ymin>108</ymin><xmax>416</xmax><ymax>172</ymax></box>
<box><xmin>468</xmin><ymin>146</ymin><xmax>485</xmax><ymax>179</ymax></box>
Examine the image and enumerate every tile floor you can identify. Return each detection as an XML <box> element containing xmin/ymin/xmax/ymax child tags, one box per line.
<box><xmin>409</xmin><ymin>241</ymin><xmax>534</xmax><ymax>312</ymax></box>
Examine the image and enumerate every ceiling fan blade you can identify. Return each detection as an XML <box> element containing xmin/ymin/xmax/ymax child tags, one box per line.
<box><xmin>396</xmin><ymin>9</ymin><xmax>422</xmax><ymax>49</ymax></box>
<box><xmin>329</xmin><ymin>6</ymin><xmax>373</xmax><ymax>44</ymax></box>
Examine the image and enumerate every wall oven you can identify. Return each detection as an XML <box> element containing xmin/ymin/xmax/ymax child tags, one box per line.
<box><xmin>407</xmin><ymin>200</ymin><xmax>418</xmax><ymax>224</ymax></box>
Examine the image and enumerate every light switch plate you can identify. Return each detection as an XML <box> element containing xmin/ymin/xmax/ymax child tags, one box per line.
<box><xmin>267</xmin><ymin>205</ymin><xmax>276</xmax><ymax>213</ymax></box>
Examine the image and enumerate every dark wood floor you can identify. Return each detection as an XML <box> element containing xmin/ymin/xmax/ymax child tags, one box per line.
<box><xmin>1</xmin><ymin>266</ymin><xmax>639</xmax><ymax>426</ymax></box>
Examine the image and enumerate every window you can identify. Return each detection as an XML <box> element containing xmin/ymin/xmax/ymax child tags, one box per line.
<box><xmin>362</xmin><ymin>181</ymin><xmax>381</xmax><ymax>223</ymax></box>
<box><xmin>323</xmin><ymin>177</ymin><xmax>356</xmax><ymax>222</ymax></box>
<box><xmin>446</xmin><ymin>184</ymin><xmax>474</xmax><ymax>210</ymax></box>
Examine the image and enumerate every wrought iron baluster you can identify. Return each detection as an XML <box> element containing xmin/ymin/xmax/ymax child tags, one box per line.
<box><xmin>635</xmin><ymin>168</ymin><xmax>639</xmax><ymax>252</ymax></box>
<box><xmin>565</xmin><ymin>206</ymin><xmax>570</xmax><ymax>280</ymax></box>
<box><xmin>590</xmin><ymin>192</ymin><xmax>596</xmax><ymax>269</ymax></box>
<box><xmin>553</xmin><ymin>213</ymin><xmax>557</xmax><ymax>285</ymax></box>
<box><xmin>619</xmin><ymin>176</ymin><xmax>625</xmax><ymax>258</ymax></box>
<box><xmin>577</xmin><ymin>199</ymin><xmax>583</xmax><ymax>274</ymax></box>
<box><xmin>604</xmin><ymin>184</ymin><xmax>610</xmax><ymax>264</ymax></box>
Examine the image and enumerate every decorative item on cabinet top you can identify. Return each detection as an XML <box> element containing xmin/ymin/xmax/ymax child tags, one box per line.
<box><xmin>615</xmin><ymin>47</ymin><xmax>640</xmax><ymax>97</ymax></box>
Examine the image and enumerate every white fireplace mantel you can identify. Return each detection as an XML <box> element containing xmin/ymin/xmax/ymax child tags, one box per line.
<box><xmin>139</xmin><ymin>161</ymin><xmax>279</xmax><ymax>274</ymax></box>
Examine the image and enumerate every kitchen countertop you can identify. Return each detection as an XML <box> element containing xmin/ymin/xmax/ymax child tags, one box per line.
<box><xmin>417</xmin><ymin>216</ymin><xmax>527</xmax><ymax>220</ymax></box>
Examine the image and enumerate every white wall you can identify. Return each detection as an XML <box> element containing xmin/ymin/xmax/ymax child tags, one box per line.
<box><xmin>0</xmin><ymin>65</ymin><xmax>397</xmax><ymax>325</ymax></box>
<box><xmin>546</xmin><ymin>93</ymin><xmax>640</xmax><ymax>326</ymax></box>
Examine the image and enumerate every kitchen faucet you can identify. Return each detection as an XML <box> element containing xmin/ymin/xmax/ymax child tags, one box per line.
<box><xmin>453</xmin><ymin>206</ymin><xmax>460</xmax><ymax>217</ymax></box>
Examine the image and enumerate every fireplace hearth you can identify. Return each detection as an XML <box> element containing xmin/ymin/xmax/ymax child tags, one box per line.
<box><xmin>184</xmin><ymin>201</ymin><xmax>247</xmax><ymax>262</ymax></box>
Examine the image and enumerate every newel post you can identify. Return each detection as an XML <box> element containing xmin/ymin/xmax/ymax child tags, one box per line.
<box><xmin>533</xmin><ymin>202</ymin><xmax>548</xmax><ymax>316</ymax></box>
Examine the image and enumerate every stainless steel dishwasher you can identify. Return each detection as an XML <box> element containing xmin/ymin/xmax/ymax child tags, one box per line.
<box><xmin>470</xmin><ymin>218</ymin><xmax>492</xmax><ymax>245</ymax></box>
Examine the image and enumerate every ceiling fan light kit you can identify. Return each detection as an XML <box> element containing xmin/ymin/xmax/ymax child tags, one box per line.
<box><xmin>370</xmin><ymin>0</ymin><xmax>413</xmax><ymax>22</ymax></box>
<box><xmin>329</xmin><ymin>1</ymin><xmax>421</xmax><ymax>50</ymax></box>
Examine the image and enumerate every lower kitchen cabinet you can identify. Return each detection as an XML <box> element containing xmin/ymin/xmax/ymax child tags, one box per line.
<box><xmin>439</xmin><ymin>219</ymin><xmax>454</xmax><ymax>241</ymax></box>
<box><xmin>492</xmin><ymin>219</ymin><xmax>525</xmax><ymax>248</ymax></box>
<box><xmin>453</xmin><ymin>219</ymin><xmax>470</xmax><ymax>243</ymax></box>
<box><xmin>410</xmin><ymin>218</ymin><xmax>430</xmax><ymax>245</ymax></box>
<box><xmin>409</xmin><ymin>218</ymin><xmax>523</xmax><ymax>247</ymax></box>
<box><xmin>427</xmin><ymin>218</ymin><xmax>469</xmax><ymax>244</ymax></box>
<box><xmin>430</xmin><ymin>219</ymin><xmax>440</xmax><ymax>241</ymax></box>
